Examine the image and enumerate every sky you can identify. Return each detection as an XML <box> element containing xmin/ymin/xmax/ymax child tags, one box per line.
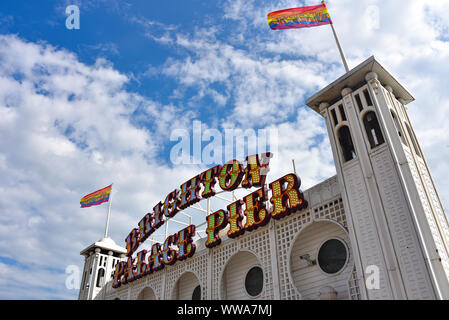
<box><xmin>0</xmin><ymin>0</ymin><xmax>448</xmax><ymax>300</ymax></box>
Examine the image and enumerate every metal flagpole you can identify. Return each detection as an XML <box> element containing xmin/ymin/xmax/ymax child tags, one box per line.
<box><xmin>104</xmin><ymin>183</ymin><xmax>113</xmax><ymax>238</ymax></box>
<box><xmin>322</xmin><ymin>1</ymin><xmax>350</xmax><ymax>72</ymax></box>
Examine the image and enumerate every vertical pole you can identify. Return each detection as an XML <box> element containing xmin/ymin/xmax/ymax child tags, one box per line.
<box><xmin>322</xmin><ymin>1</ymin><xmax>350</xmax><ymax>72</ymax></box>
<box><xmin>104</xmin><ymin>184</ymin><xmax>113</xmax><ymax>238</ymax></box>
<box><xmin>165</xmin><ymin>219</ymin><xmax>169</xmax><ymax>239</ymax></box>
<box><xmin>330</xmin><ymin>23</ymin><xmax>350</xmax><ymax>72</ymax></box>
<box><xmin>292</xmin><ymin>159</ymin><xmax>297</xmax><ymax>175</ymax></box>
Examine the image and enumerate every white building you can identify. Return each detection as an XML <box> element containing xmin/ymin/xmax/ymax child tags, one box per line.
<box><xmin>78</xmin><ymin>57</ymin><xmax>449</xmax><ymax>300</ymax></box>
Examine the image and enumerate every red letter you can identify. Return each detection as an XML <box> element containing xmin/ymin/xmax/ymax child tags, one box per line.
<box><xmin>218</xmin><ymin>160</ymin><xmax>244</xmax><ymax>191</ymax></box>
<box><xmin>152</xmin><ymin>202</ymin><xmax>164</xmax><ymax>230</ymax></box>
<box><xmin>205</xmin><ymin>209</ymin><xmax>227</xmax><ymax>248</ymax></box>
<box><xmin>162</xmin><ymin>234</ymin><xmax>178</xmax><ymax>265</ymax></box>
<box><xmin>137</xmin><ymin>213</ymin><xmax>155</xmax><ymax>244</ymax></box>
<box><xmin>227</xmin><ymin>199</ymin><xmax>245</xmax><ymax>238</ymax></box>
<box><xmin>243</xmin><ymin>186</ymin><xmax>270</xmax><ymax>231</ymax></box>
<box><xmin>176</xmin><ymin>225</ymin><xmax>196</xmax><ymax>260</ymax></box>
<box><xmin>162</xmin><ymin>190</ymin><xmax>180</xmax><ymax>218</ymax></box>
<box><xmin>135</xmin><ymin>249</ymin><xmax>149</xmax><ymax>278</ymax></box>
<box><xmin>178</xmin><ymin>176</ymin><xmax>201</xmax><ymax>209</ymax></box>
<box><xmin>123</xmin><ymin>256</ymin><xmax>136</xmax><ymax>284</ymax></box>
<box><xmin>241</xmin><ymin>153</ymin><xmax>272</xmax><ymax>188</ymax></box>
<box><xmin>269</xmin><ymin>174</ymin><xmax>308</xmax><ymax>219</ymax></box>
<box><xmin>125</xmin><ymin>228</ymin><xmax>139</xmax><ymax>256</ymax></box>
<box><xmin>199</xmin><ymin>165</ymin><xmax>221</xmax><ymax>198</ymax></box>
<box><xmin>112</xmin><ymin>261</ymin><xmax>126</xmax><ymax>288</ymax></box>
<box><xmin>148</xmin><ymin>243</ymin><xmax>164</xmax><ymax>272</ymax></box>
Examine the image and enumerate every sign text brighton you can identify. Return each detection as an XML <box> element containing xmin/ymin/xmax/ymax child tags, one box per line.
<box><xmin>112</xmin><ymin>153</ymin><xmax>308</xmax><ymax>288</ymax></box>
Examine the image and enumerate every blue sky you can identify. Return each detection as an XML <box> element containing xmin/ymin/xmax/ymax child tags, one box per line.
<box><xmin>0</xmin><ymin>0</ymin><xmax>449</xmax><ymax>299</ymax></box>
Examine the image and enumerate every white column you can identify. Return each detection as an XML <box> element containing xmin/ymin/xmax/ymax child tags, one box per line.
<box><xmin>268</xmin><ymin>219</ymin><xmax>281</xmax><ymax>299</ymax></box>
<box><xmin>341</xmin><ymin>86</ymin><xmax>405</xmax><ymax>299</ymax></box>
<box><xmin>319</xmin><ymin>102</ymin><xmax>368</xmax><ymax>300</ymax></box>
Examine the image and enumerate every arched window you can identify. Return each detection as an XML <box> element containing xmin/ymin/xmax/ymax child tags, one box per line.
<box><xmin>337</xmin><ymin>126</ymin><xmax>356</xmax><ymax>162</ymax></box>
<box><xmin>331</xmin><ymin>109</ymin><xmax>338</xmax><ymax>126</ymax></box>
<box><xmin>405</xmin><ymin>122</ymin><xmax>422</xmax><ymax>157</ymax></box>
<box><xmin>363</xmin><ymin>89</ymin><xmax>373</xmax><ymax>106</ymax></box>
<box><xmin>391</xmin><ymin>110</ymin><xmax>407</xmax><ymax>145</ymax></box>
<box><xmin>86</xmin><ymin>268</ymin><xmax>92</xmax><ymax>288</ymax></box>
<box><xmin>96</xmin><ymin>268</ymin><xmax>105</xmax><ymax>288</ymax></box>
<box><xmin>81</xmin><ymin>271</ymin><xmax>86</xmax><ymax>289</ymax></box>
<box><xmin>338</xmin><ymin>104</ymin><xmax>347</xmax><ymax>121</ymax></box>
<box><xmin>363</xmin><ymin>111</ymin><xmax>385</xmax><ymax>148</ymax></box>
<box><xmin>354</xmin><ymin>94</ymin><xmax>363</xmax><ymax>112</ymax></box>
<box><xmin>192</xmin><ymin>285</ymin><xmax>201</xmax><ymax>300</ymax></box>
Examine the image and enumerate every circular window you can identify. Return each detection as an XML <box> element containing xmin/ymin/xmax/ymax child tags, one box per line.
<box><xmin>192</xmin><ymin>285</ymin><xmax>201</xmax><ymax>300</ymax></box>
<box><xmin>317</xmin><ymin>239</ymin><xmax>348</xmax><ymax>274</ymax></box>
<box><xmin>245</xmin><ymin>266</ymin><xmax>263</xmax><ymax>297</ymax></box>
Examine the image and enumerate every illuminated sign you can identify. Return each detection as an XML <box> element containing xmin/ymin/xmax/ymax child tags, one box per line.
<box><xmin>112</xmin><ymin>153</ymin><xmax>308</xmax><ymax>288</ymax></box>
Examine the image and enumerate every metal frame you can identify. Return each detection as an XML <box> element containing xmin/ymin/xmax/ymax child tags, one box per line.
<box><xmin>144</xmin><ymin>187</ymin><xmax>255</xmax><ymax>246</ymax></box>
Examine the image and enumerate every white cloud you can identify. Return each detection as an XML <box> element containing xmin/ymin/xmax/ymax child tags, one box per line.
<box><xmin>156</xmin><ymin>0</ymin><xmax>449</xmax><ymax>211</ymax></box>
<box><xmin>0</xmin><ymin>34</ymin><xmax>201</xmax><ymax>299</ymax></box>
<box><xmin>160</xmin><ymin>31</ymin><xmax>331</xmax><ymax>127</ymax></box>
<box><xmin>0</xmin><ymin>262</ymin><xmax>73</xmax><ymax>300</ymax></box>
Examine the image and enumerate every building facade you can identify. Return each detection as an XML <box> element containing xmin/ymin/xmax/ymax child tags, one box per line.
<box><xmin>79</xmin><ymin>57</ymin><xmax>449</xmax><ymax>300</ymax></box>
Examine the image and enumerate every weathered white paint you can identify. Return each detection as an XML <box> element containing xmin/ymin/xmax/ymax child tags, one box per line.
<box><xmin>137</xmin><ymin>287</ymin><xmax>156</xmax><ymax>300</ymax></box>
<box><xmin>289</xmin><ymin>220</ymin><xmax>352</xmax><ymax>300</ymax></box>
<box><xmin>221</xmin><ymin>251</ymin><xmax>261</xmax><ymax>300</ymax></box>
<box><xmin>172</xmin><ymin>272</ymin><xmax>200</xmax><ymax>300</ymax></box>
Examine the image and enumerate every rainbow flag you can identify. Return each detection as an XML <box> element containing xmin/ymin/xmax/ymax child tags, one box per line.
<box><xmin>268</xmin><ymin>4</ymin><xmax>332</xmax><ymax>30</ymax></box>
<box><xmin>80</xmin><ymin>185</ymin><xmax>112</xmax><ymax>208</ymax></box>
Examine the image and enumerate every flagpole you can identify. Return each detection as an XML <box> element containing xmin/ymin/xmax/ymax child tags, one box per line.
<box><xmin>104</xmin><ymin>183</ymin><xmax>113</xmax><ymax>238</ymax></box>
<box><xmin>322</xmin><ymin>1</ymin><xmax>350</xmax><ymax>72</ymax></box>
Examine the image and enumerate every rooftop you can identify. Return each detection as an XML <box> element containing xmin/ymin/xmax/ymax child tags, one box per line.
<box><xmin>305</xmin><ymin>56</ymin><xmax>414</xmax><ymax>114</ymax></box>
<box><xmin>80</xmin><ymin>236</ymin><xmax>127</xmax><ymax>256</ymax></box>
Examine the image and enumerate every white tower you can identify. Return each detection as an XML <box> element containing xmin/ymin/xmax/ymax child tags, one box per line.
<box><xmin>78</xmin><ymin>237</ymin><xmax>126</xmax><ymax>300</ymax></box>
<box><xmin>306</xmin><ymin>56</ymin><xmax>449</xmax><ymax>300</ymax></box>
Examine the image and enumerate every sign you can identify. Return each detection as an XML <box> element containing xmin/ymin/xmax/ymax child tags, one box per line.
<box><xmin>112</xmin><ymin>153</ymin><xmax>308</xmax><ymax>288</ymax></box>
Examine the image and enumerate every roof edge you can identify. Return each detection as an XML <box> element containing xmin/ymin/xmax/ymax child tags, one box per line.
<box><xmin>305</xmin><ymin>56</ymin><xmax>414</xmax><ymax>114</ymax></box>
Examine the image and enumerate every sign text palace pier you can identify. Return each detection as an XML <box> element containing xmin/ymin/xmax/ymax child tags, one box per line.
<box><xmin>79</xmin><ymin>57</ymin><xmax>449</xmax><ymax>300</ymax></box>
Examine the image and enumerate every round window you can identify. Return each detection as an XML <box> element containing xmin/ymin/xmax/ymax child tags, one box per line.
<box><xmin>317</xmin><ymin>239</ymin><xmax>348</xmax><ymax>274</ymax></box>
<box><xmin>245</xmin><ymin>266</ymin><xmax>263</xmax><ymax>297</ymax></box>
<box><xmin>192</xmin><ymin>285</ymin><xmax>201</xmax><ymax>300</ymax></box>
